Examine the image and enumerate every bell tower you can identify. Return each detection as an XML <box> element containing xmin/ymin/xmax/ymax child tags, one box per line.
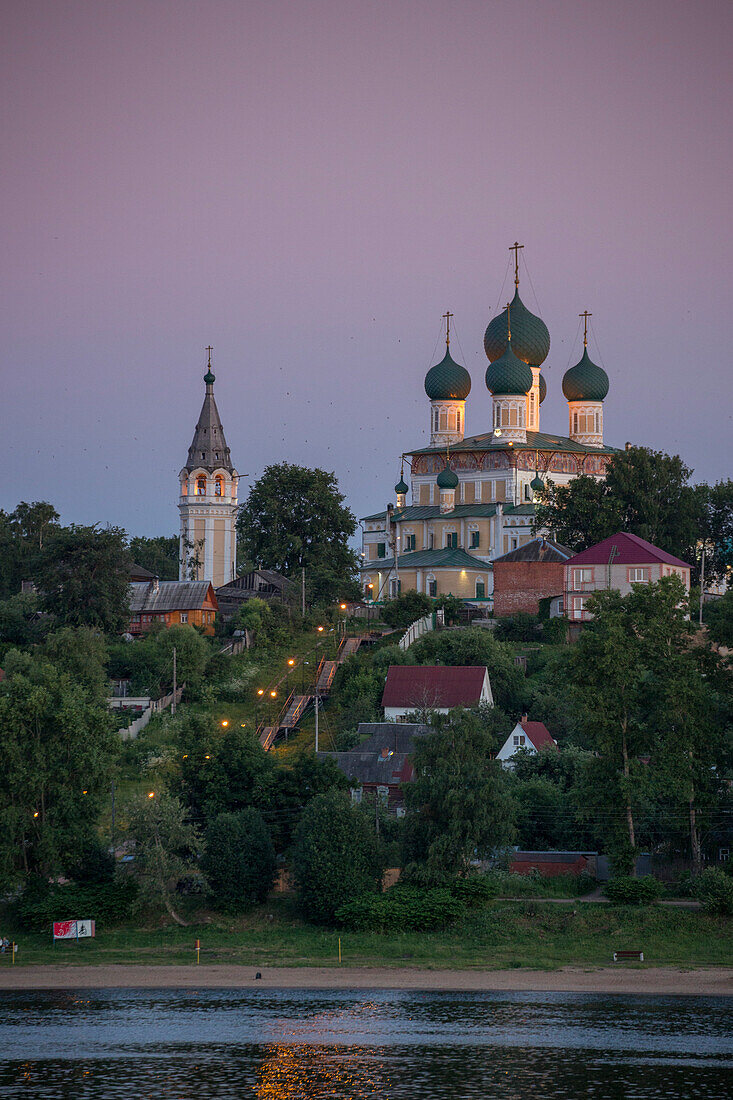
<box><xmin>178</xmin><ymin>349</ymin><xmax>239</xmax><ymax>587</ymax></box>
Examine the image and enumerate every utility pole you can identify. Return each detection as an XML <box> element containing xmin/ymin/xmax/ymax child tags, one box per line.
<box><xmin>171</xmin><ymin>646</ymin><xmax>177</xmax><ymax>714</ymax></box>
<box><xmin>110</xmin><ymin>779</ymin><xmax>116</xmax><ymax>857</ymax></box>
<box><xmin>314</xmin><ymin>681</ymin><xmax>319</xmax><ymax>753</ymax></box>
<box><xmin>301</xmin><ymin>567</ymin><xmax>306</xmax><ymax>617</ymax></box>
<box><xmin>699</xmin><ymin>544</ymin><xmax>705</xmax><ymax>627</ymax></box>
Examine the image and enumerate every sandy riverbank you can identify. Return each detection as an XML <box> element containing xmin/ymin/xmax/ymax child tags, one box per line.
<box><xmin>0</xmin><ymin>965</ymin><xmax>730</xmax><ymax>996</ymax></box>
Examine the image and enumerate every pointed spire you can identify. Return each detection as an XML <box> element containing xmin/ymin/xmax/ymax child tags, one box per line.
<box><xmin>185</xmin><ymin>349</ymin><xmax>233</xmax><ymax>471</ymax></box>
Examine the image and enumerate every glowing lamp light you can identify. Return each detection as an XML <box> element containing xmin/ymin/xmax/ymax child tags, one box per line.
<box><xmin>317</xmin><ymin>626</ymin><xmax>324</xmax><ymax>632</ymax></box>
<box><xmin>33</xmin><ymin>811</ymin><xmax>39</xmax><ymax>818</ymax></box>
<box><xmin>221</xmin><ymin>719</ymin><xmax>229</xmax><ymax>727</ymax></box>
<box><xmin>82</xmin><ymin>789</ymin><xmax>88</xmax><ymax>795</ymax></box>
<box><xmin>288</xmin><ymin>658</ymin><xmax>295</xmax><ymax>666</ymax></box>
<box><xmin>147</xmin><ymin>792</ymin><xmax>155</xmax><ymax>799</ymax></box>
<box><xmin>339</xmin><ymin>603</ymin><xmax>347</xmax><ymax>610</ymax></box>
<box><xmin>257</xmin><ymin>688</ymin><xmax>265</xmax><ymax>696</ymax></box>
<box><xmin>270</xmin><ymin>690</ymin><xmax>277</xmax><ymax>698</ymax></box>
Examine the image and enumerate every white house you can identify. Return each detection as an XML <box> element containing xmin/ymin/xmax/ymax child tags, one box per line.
<box><xmin>497</xmin><ymin>716</ymin><xmax>557</xmax><ymax>768</ymax></box>
<box><xmin>381</xmin><ymin>665</ymin><xmax>493</xmax><ymax>722</ymax></box>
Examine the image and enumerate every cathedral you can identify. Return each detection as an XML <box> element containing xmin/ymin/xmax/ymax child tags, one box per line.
<box><xmin>178</xmin><ymin>350</ymin><xmax>239</xmax><ymax>588</ymax></box>
<box><xmin>360</xmin><ymin>246</ymin><xmax>616</xmax><ymax>604</ymax></box>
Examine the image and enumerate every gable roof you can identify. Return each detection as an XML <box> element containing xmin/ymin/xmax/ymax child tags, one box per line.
<box><xmin>494</xmin><ymin>537</ymin><xmax>574</xmax><ymax>564</ymax></box>
<box><xmin>129</xmin><ymin>580</ymin><xmax>218</xmax><ymax>614</ymax></box>
<box><xmin>520</xmin><ymin>719</ymin><xmax>556</xmax><ymax>750</ymax></box>
<box><xmin>566</xmin><ymin>532</ymin><xmax>690</xmax><ymax>569</ymax></box>
<box><xmin>382</xmin><ymin>665</ymin><xmax>488</xmax><ymax>708</ymax></box>
<box><xmin>318</xmin><ymin>722</ymin><xmax>430</xmax><ymax>786</ymax></box>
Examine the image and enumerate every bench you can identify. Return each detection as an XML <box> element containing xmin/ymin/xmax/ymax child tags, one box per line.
<box><xmin>613</xmin><ymin>950</ymin><xmax>644</xmax><ymax>962</ymax></box>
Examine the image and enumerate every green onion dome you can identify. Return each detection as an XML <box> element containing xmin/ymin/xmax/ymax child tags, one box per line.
<box><xmin>485</xmin><ymin>341</ymin><xmax>533</xmax><ymax>396</ymax></box>
<box><xmin>530</xmin><ymin>473</ymin><xmax>545</xmax><ymax>492</ymax></box>
<box><xmin>395</xmin><ymin>477</ymin><xmax>409</xmax><ymax>495</ymax></box>
<box><xmin>424</xmin><ymin>348</ymin><xmax>472</xmax><ymax>401</ymax></box>
<box><xmin>538</xmin><ymin>372</ymin><xmax>547</xmax><ymax>404</ymax></box>
<box><xmin>204</xmin><ymin>368</ymin><xmax>216</xmax><ymax>385</ymax></box>
<box><xmin>436</xmin><ymin>465</ymin><xmax>459</xmax><ymax>489</ymax></box>
<box><xmin>562</xmin><ymin>348</ymin><xmax>609</xmax><ymax>402</ymax></box>
<box><xmin>484</xmin><ymin>289</ymin><xmax>550</xmax><ymax>367</ymax></box>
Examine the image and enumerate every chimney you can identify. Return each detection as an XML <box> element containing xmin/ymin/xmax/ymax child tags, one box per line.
<box><xmin>521</xmin><ymin>713</ymin><xmax>528</xmax><ymax>725</ymax></box>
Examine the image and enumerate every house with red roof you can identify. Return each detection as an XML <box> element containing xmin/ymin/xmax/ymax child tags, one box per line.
<box><xmin>564</xmin><ymin>532</ymin><xmax>690</xmax><ymax>622</ymax></box>
<box><xmin>381</xmin><ymin>665</ymin><xmax>493</xmax><ymax>721</ymax></box>
<box><xmin>496</xmin><ymin>715</ymin><xmax>557</xmax><ymax>767</ymax></box>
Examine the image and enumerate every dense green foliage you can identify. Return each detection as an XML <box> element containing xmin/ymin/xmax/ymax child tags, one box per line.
<box><xmin>411</xmin><ymin>628</ymin><xmax>528</xmax><ymax>712</ymax></box>
<box><xmin>126</xmin><ymin>792</ymin><xmax>203</xmax><ymax>925</ymax></box>
<box><xmin>336</xmin><ymin>886</ymin><xmax>466</xmax><ymax>932</ymax></box>
<box><xmin>381</xmin><ymin>591</ymin><xmax>433</xmax><ymax>629</ymax></box>
<box><xmin>236</xmin><ymin>463</ymin><xmax>360</xmax><ymax>605</ymax></box>
<box><xmin>292</xmin><ymin>790</ymin><xmax>385</xmax><ymax>924</ymax></box>
<box><xmin>34</xmin><ymin>524</ymin><xmax>133</xmax><ymax>632</ymax></box>
<box><xmin>202</xmin><ymin>809</ymin><xmax>277</xmax><ymax>911</ymax></box>
<box><xmin>128</xmin><ymin>535</ymin><xmax>180</xmax><ymax>580</ymax></box>
<box><xmin>694</xmin><ymin>867</ymin><xmax>733</xmax><ymax>915</ymax></box>
<box><xmin>109</xmin><ymin>624</ymin><xmax>212</xmax><ymax>697</ymax></box>
<box><xmin>0</xmin><ymin>630</ymin><xmax>118</xmax><ymax>886</ymax></box>
<box><xmin>402</xmin><ymin>710</ymin><xmax>515</xmax><ymax>881</ymax></box>
<box><xmin>604</xmin><ymin>876</ymin><xmax>665</xmax><ymax>905</ymax></box>
<box><xmin>704</xmin><ymin>590</ymin><xmax>733</xmax><ymax>648</ymax></box>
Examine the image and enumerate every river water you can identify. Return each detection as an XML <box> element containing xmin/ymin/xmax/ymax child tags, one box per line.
<box><xmin>0</xmin><ymin>988</ymin><xmax>730</xmax><ymax>1098</ymax></box>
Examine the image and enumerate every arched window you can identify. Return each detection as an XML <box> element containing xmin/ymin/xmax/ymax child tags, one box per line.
<box><xmin>529</xmin><ymin>392</ymin><xmax>535</xmax><ymax>424</ymax></box>
<box><xmin>475</xmin><ymin>578</ymin><xmax>485</xmax><ymax>599</ymax></box>
<box><xmin>433</xmin><ymin>408</ymin><xmax>439</xmax><ymax>432</ymax></box>
<box><xmin>196</xmin><ymin>476</ymin><xmax>206</xmax><ymax>496</ymax></box>
<box><xmin>426</xmin><ymin>574</ymin><xmax>437</xmax><ymax>597</ymax></box>
<box><xmin>214</xmin><ymin>477</ymin><xmax>223</xmax><ymax>497</ymax></box>
<box><xmin>573</xmin><ymin>412</ymin><xmax>579</xmax><ymax>435</ymax></box>
<box><xmin>457</xmin><ymin>408</ymin><xmax>461</xmax><ymax>432</ymax></box>
<box><xmin>448</xmin><ymin>409</ymin><xmax>456</xmax><ymax>431</ymax></box>
<box><xmin>439</xmin><ymin>409</ymin><xmax>447</xmax><ymax>431</ymax></box>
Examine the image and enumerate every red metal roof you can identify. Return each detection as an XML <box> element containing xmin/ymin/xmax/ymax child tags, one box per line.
<box><xmin>520</xmin><ymin>720</ymin><xmax>556</xmax><ymax>750</ymax></box>
<box><xmin>565</xmin><ymin>532</ymin><xmax>690</xmax><ymax>569</ymax></box>
<box><xmin>381</xmin><ymin>665</ymin><xmax>487</xmax><ymax>708</ymax></box>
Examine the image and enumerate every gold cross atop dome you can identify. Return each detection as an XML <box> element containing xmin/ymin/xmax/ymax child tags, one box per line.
<box><xmin>579</xmin><ymin>311</ymin><xmax>592</xmax><ymax>348</ymax></box>
<box><xmin>510</xmin><ymin>241</ymin><xmax>524</xmax><ymax>288</ymax></box>
<box><xmin>443</xmin><ymin>310</ymin><xmax>453</xmax><ymax>347</ymax></box>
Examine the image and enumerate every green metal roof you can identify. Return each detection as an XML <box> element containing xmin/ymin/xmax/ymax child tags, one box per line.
<box><xmin>361</xmin><ymin>503</ymin><xmax>533</xmax><ymax>522</ymax></box>
<box><xmin>562</xmin><ymin>347</ymin><xmax>610</xmax><ymax>402</ymax></box>
<box><xmin>484</xmin><ymin>288</ymin><xmax>550</xmax><ymax>367</ymax></box>
<box><xmin>360</xmin><ymin>547</ymin><xmax>493</xmax><ymax>572</ymax></box>
<box><xmin>409</xmin><ymin>429</ymin><xmax>619</xmax><ymax>456</ymax></box>
<box><xmin>424</xmin><ymin>348</ymin><xmax>472</xmax><ymax>401</ymax></box>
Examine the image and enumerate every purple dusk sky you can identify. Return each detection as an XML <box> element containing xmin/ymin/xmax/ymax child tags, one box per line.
<box><xmin>2</xmin><ymin>0</ymin><xmax>731</xmax><ymax>537</ymax></box>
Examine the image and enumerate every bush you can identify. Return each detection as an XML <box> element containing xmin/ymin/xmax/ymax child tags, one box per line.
<box><xmin>493</xmin><ymin>613</ymin><xmax>541</xmax><ymax>643</ymax></box>
<box><xmin>336</xmin><ymin>886</ymin><xmax>466</xmax><ymax>932</ymax></box>
<box><xmin>13</xmin><ymin>876</ymin><xmax>139</xmax><ymax>932</ymax></box>
<box><xmin>201</xmin><ymin>809</ymin><xmax>277</xmax><ymax>912</ymax></box>
<box><xmin>604</xmin><ymin>875</ymin><xmax>664</xmax><ymax>906</ymax></box>
<box><xmin>381</xmin><ymin>592</ymin><xmax>433</xmax><ymax>630</ymax></box>
<box><xmin>695</xmin><ymin>867</ymin><xmax>733</xmax><ymax>916</ymax></box>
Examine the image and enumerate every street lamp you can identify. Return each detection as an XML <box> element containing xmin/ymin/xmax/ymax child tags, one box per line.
<box><xmin>147</xmin><ymin>791</ymin><xmax>155</xmax><ymax>799</ymax></box>
<box><xmin>221</xmin><ymin>719</ymin><xmax>229</xmax><ymax>728</ymax></box>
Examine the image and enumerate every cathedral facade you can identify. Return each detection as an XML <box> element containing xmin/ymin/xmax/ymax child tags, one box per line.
<box><xmin>178</xmin><ymin>353</ymin><xmax>239</xmax><ymax>588</ymax></box>
<box><xmin>360</xmin><ymin>250</ymin><xmax>616</xmax><ymax>604</ymax></box>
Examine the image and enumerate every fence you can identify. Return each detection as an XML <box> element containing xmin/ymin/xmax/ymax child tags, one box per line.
<box><xmin>398</xmin><ymin>609</ymin><xmax>444</xmax><ymax>650</ymax></box>
<box><xmin>117</xmin><ymin>685</ymin><xmax>185</xmax><ymax>741</ymax></box>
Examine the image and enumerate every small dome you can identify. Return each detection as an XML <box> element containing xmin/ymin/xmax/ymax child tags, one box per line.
<box><xmin>562</xmin><ymin>348</ymin><xmax>609</xmax><ymax>402</ymax></box>
<box><xmin>484</xmin><ymin>289</ymin><xmax>550</xmax><ymax>367</ymax></box>
<box><xmin>485</xmin><ymin>342</ymin><xmax>533</xmax><ymax>396</ymax></box>
<box><xmin>395</xmin><ymin>477</ymin><xmax>409</xmax><ymax>495</ymax></box>
<box><xmin>204</xmin><ymin>368</ymin><xmax>216</xmax><ymax>385</ymax></box>
<box><xmin>530</xmin><ymin>473</ymin><xmax>545</xmax><ymax>492</ymax></box>
<box><xmin>436</xmin><ymin>465</ymin><xmax>459</xmax><ymax>489</ymax></box>
<box><xmin>424</xmin><ymin>348</ymin><xmax>472</xmax><ymax>401</ymax></box>
<box><xmin>538</xmin><ymin>372</ymin><xmax>547</xmax><ymax>405</ymax></box>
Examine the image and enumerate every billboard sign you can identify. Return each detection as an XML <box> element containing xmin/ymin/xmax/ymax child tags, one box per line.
<box><xmin>52</xmin><ymin>920</ymin><xmax>96</xmax><ymax>940</ymax></box>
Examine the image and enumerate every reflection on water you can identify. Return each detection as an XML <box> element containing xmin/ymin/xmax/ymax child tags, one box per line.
<box><xmin>0</xmin><ymin>989</ymin><xmax>730</xmax><ymax>1098</ymax></box>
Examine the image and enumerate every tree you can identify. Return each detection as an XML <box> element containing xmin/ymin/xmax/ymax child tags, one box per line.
<box><xmin>0</xmin><ymin>638</ymin><xmax>117</xmax><ymax>885</ymax></box>
<box><xmin>704</xmin><ymin>591</ymin><xmax>733</xmax><ymax>648</ymax></box>
<box><xmin>381</xmin><ymin>591</ymin><xmax>433</xmax><ymax>630</ymax></box>
<box><xmin>112</xmin><ymin>624</ymin><xmax>210</xmax><ymax>697</ymax></box>
<box><xmin>237</xmin><ymin>463</ymin><xmax>358</xmax><ymax>606</ymax></box>
<box><xmin>292</xmin><ymin>790</ymin><xmax>384</xmax><ymax>923</ymax></box>
<box><xmin>535</xmin><ymin>446</ymin><xmax>704</xmax><ymax>567</ymax></box>
<box><xmin>701</xmin><ymin>479</ymin><xmax>733</xmax><ymax>584</ymax></box>
<box><xmin>202</xmin><ymin>809</ymin><xmax>276</xmax><ymax>911</ymax></box>
<box><xmin>267</xmin><ymin>751</ymin><xmax>349</xmax><ymax>852</ymax></box>
<box><xmin>35</xmin><ymin>524</ymin><xmax>132</xmax><ymax>633</ymax></box>
<box><xmin>127</xmin><ymin>792</ymin><xmax>203</xmax><ymax>926</ymax></box>
<box><xmin>402</xmin><ymin>709</ymin><xmax>515</xmax><ymax>881</ymax></box>
<box><xmin>0</xmin><ymin>501</ymin><xmax>59</xmax><ymax>600</ymax></box>
<box><xmin>128</xmin><ymin>535</ymin><xmax>180</xmax><ymax>580</ymax></box>
<box><xmin>171</xmin><ymin>715</ymin><xmax>275</xmax><ymax>828</ymax></box>
<box><xmin>11</xmin><ymin>501</ymin><xmax>60</xmax><ymax>549</ymax></box>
